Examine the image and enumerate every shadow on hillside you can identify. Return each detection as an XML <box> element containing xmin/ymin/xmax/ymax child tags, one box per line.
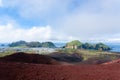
<box><xmin>0</xmin><ymin>52</ymin><xmax>59</xmax><ymax>65</ymax></box>
<box><xmin>48</xmin><ymin>52</ymin><xmax>83</xmax><ymax>63</ymax></box>
<box><xmin>0</xmin><ymin>52</ymin><xmax>115</xmax><ymax>65</ymax></box>
<box><xmin>0</xmin><ymin>52</ymin><xmax>85</xmax><ymax>65</ymax></box>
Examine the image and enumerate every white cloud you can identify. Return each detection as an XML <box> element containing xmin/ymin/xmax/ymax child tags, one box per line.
<box><xmin>0</xmin><ymin>23</ymin><xmax>53</xmax><ymax>42</ymax></box>
<box><xmin>59</xmin><ymin>12</ymin><xmax>120</xmax><ymax>37</ymax></box>
<box><xmin>0</xmin><ymin>15</ymin><xmax>18</xmax><ymax>25</ymax></box>
<box><xmin>0</xmin><ymin>23</ymin><xmax>76</xmax><ymax>42</ymax></box>
<box><xmin>2</xmin><ymin>0</ymin><xmax>71</xmax><ymax>19</ymax></box>
<box><xmin>55</xmin><ymin>0</ymin><xmax>120</xmax><ymax>42</ymax></box>
<box><xmin>2</xmin><ymin>0</ymin><xmax>120</xmax><ymax>42</ymax></box>
<box><xmin>0</xmin><ymin>0</ymin><xmax>3</xmax><ymax>7</ymax></box>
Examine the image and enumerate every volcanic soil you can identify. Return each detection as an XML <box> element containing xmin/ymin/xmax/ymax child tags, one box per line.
<box><xmin>0</xmin><ymin>52</ymin><xmax>120</xmax><ymax>80</ymax></box>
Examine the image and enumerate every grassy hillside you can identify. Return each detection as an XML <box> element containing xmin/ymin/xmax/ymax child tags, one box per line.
<box><xmin>0</xmin><ymin>48</ymin><xmax>120</xmax><ymax>64</ymax></box>
<box><xmin>56</xmin><ymin>48</ymin><xmax>120</xmax><ymax>62</ymax></box>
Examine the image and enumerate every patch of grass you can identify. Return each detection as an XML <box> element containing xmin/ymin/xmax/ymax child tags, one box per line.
<box><xmin>0</xmin><ymin>52</ymin><xmax>14</xmax><ymax>57</ymax></box>
<box><xmin>56</xmin><ymin>49</ymin><xmax>120</xmax><ymax>61</ymax></box>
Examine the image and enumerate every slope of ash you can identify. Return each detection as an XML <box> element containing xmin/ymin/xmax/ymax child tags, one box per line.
<box><xmin>0</xmin><ymin>52</ymin><xmax>59</xmax><ymax>65</ymax></box>
<box><xmin>0</xmin><ymin>61</ymin><xmax>120</xmax><ymax>80</ymax></box>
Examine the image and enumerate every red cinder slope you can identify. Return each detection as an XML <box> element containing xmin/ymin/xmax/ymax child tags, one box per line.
<box><xmin>0</xmin><ymin>52</ymin><xmax>120</xmax><ymax>80</ymax></box>
<box><xmin>0</xmin><ymin>62</ymin><xmax>120</xmax><ymax>80</ymax></box>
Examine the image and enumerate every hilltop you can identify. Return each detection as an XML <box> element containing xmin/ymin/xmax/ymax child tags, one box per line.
<box><xmin>9</xmin><ymin>40</ymin><xmax>56</xmax><ymax>48</ymax></box>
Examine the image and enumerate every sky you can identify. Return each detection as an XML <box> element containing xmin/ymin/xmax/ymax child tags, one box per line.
<box><xmin>0</xmin><ymin>0</ymin><xmax>120</xmax><ymax>43</ymax></box>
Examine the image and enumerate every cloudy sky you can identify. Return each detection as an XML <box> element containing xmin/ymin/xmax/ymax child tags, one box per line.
<box><xmin>0</xmin><ymin>0</ymin><xmax>120</xmax><ymax>43</ymax></box>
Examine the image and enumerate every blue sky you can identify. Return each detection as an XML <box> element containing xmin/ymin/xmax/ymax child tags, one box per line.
<box><xmin>0</xmin><ymin>0</ymin><xmax>120</xmax><ymax>43</ymax></box>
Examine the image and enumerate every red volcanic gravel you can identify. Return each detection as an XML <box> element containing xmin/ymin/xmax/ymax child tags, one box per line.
<box><xmin>0</xmin><ymin>62</ymin><xmax>120</xmax><ymax>80</ymax></box>
<box><xmin>0</xmin><ymin>52</ymin><xmax>120</xmax><ymax>80</ymax></box>
<box><xmin>103</xmin><ymin>59</ymin><xmax>120</xmax><ymax>65</ymax></box>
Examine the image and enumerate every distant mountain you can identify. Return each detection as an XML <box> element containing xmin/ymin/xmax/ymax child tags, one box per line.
<box><xmin>9</xmin><ymin>41</ymin><xmax>56</xmax><ymax>48</ymax></box>
<box><xmin>65</xmin><ymin>40</ymin><xmax>111</xmax><ymax>51</ymax></box>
